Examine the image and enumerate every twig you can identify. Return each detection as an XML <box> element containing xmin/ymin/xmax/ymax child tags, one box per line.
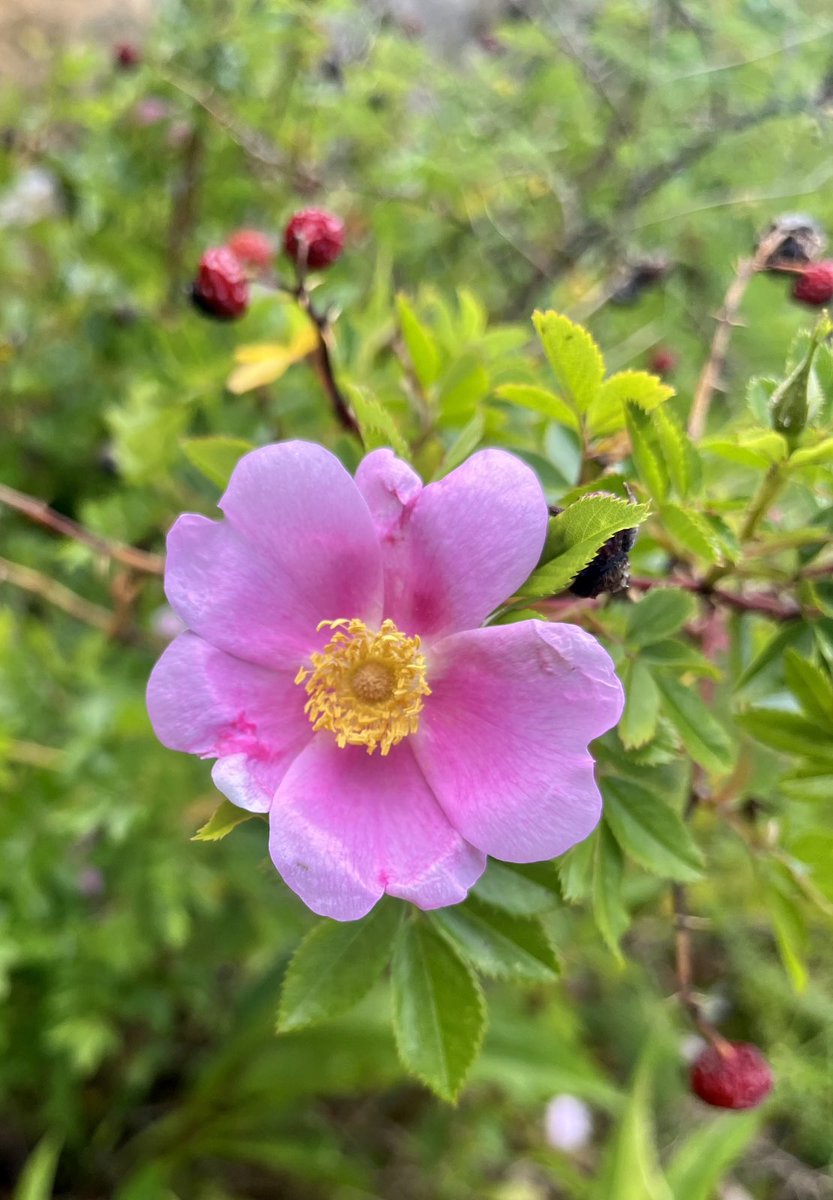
<box><xmin>503</xmin><ymin>96</ymin><xmax>814</xmax><ymax>319</ymax></box>
<box><xmin>164</xmin><ymin>119</ymin><xmax>205</xmax><ymax>313</ymax></box>
<box><xmin>624</xmin><ymin>574</ymin><xmax>806</xmax><ymax>620</ymax></box>
<box><xmin>688</xmin><ymin>228</ymin><xmax>783</xmax><ymax>438</ymax></box>
<box><xmin>0</xmin><ymin>483</ymin><xmax>164</xmax><ymax>575</ymax></box>
<box><xmin>289</xmin><ymin>283</ymin><xmax>360</xmax><ymax>438</ymax></box>
<box><xmin>158</xmin><ymin>69</ymin><xmax>319</xmax><ymax>192</ymax></box>
<box><xmin>0</xmin><ymin>555</ymin><xmax>115</xmax><ymax>632</ymax></box>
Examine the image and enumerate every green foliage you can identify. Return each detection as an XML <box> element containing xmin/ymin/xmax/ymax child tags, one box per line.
<box><xmin>3</xmin><ymin>0</ymin><xmax>833</xmax><ymax>1194</ymax></box>
<box><xmin>192</xmin><ymin>798</ymin><xmax>258</xmax><ymax>841</ymax></box>
<box><xmin>181</xmin><ymin>435</ymin><xmax>255</xmax><ymax>489</ymax></box>
<box><xmin>277</xmin><ymin>900</ymin><xmax>403</xmax><ymax>1032</ymax></box>
<box><xmin>391</xmin><ymin>918</ymin><xmax>486</xmax><ymax>1103</ymax></box>
<box><xmin>523</xmin><ymin>493</ymin><xmax>650</xmax><ymax>598</ymax></box>
<box><xmin>430</xmin><ymin>898</ymin><xmax>559</xmax><ymax>983</ymax></box>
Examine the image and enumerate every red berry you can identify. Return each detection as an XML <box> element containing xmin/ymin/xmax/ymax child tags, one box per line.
<box><xmin>283</xmin><ymin>208</ymin><xmax>345</xmax><ymax>271</ymax></box>
<box><xmin>191</xmin><ymin>247</ymin><xmax>249</xmax><ymax>321</ymax></box>
<box><xmin>792</xmin><ymin>261</ymin><xmax>833</xmax><ymax>306</ymax></box>
<box><xmin>114</xmin><ymin>42</ymin><xmax>141</xmax><ymax>70</ymax></box>
<box><xmin>690</xmin><ymin>1042</ymin><xmax>773</xmax><ymax>1110</ymax></box>
<box><xmin>649</xmin><ymin>347</ymin><xmax>677</xmax><ymax>376</ymax></box>
<box><xmin>226</xmin><ymin>229</ymin><xmax>274</xmax><ymax>270</ymax></box>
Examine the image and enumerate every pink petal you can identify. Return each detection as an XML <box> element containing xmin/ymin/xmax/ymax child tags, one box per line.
<box><xmin>146</xmin><ymin>632</ymin><xmax>311</xmax><ymax>811</ymax></box>
<box><xmin>413</xmin><ymin>621</ymin><xmax>624</xmax><ymax>861</ymax></box>
<box><xmin>268</xmin><ymin>738</ymin><xmax>486</xmax><ymax>920</ymax></box>
<box><xmin>165</xmin><ymin>442</ymin><xmax>383</xmax><ymax>669</ymax></box>
<box><xmin>354</xmin><ymin>448</ymin><xmax>548</xmax><ymax>638</ymax></box>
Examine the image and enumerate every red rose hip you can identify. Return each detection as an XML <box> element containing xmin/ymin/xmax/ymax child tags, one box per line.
<box><xmin>283</xmin><ymin>208</ymin><xmax>345</xmax><ymax>271</ymax></box>
<box><xmin>690</xmin><ymin>1042</ymin><xmax>773</xmax><ymax>1110</ymax></box>
<box><xmin>649</xmin><ymin>346</ymin><xmax>677</xmax><ymax>376</ymax></box>
<box><xmin>191</xmin><ymin>247</ymin><xmax>249</xmax><ymax>321</ymax></box>
<box><xmin>792</xmin><ymin>261</ymin><xmax>833</xmax><ymax>306</ymax></box>
<box><xmin>114</xmin><ymin>41</ymin><xmax>141</xmax><ymax>70</ymax></box>
<box><xmin>226</xmin><ymin>229</ymin><xmax>274</xmax><ymax>270</ymax></box>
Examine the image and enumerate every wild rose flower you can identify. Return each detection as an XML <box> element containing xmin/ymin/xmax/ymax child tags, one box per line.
<box><xmin>147</xmin><ymin>442</ymin><xmax>623</xmax><ymax>920</ymax></box>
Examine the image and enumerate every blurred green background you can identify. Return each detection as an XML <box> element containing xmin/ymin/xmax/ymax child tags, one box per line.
<box><xmin>1</xmin><ymin>1</ymin><xmax>833</xmax><ymax>1196</ymax></box>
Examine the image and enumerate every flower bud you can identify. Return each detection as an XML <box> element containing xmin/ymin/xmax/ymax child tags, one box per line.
<box><xmin>770</xmin><ymin>313</ymin><xmax>831</xmax><ymax>443</ymax></box>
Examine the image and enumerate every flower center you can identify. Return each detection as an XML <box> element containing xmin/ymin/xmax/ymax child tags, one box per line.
<box><xmin>295</xmin><ymin>618</ymin><xmax>430</xmax><ymax>755</ymax></box>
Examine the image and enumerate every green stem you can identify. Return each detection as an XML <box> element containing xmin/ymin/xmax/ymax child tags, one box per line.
<box><xmin>703</xmin><ymin>463</ymin><xmax>785</xmax><ymax>587</ymax></box>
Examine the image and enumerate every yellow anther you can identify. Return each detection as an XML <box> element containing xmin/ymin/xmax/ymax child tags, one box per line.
<box><xmin>297</xmin><ymin>618</ymin><xmax>430</xmax><ymax>755</ymax></box>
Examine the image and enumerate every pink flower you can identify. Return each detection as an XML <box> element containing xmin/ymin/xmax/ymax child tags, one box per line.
<box><xmin>147</xmin><ymin>443</ymin><xmax>623</xmax><ymax>920</ymax></box>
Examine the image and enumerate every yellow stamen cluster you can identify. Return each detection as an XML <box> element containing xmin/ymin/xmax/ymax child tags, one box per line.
<box><xmin>295</xmin><ymin>618</ymin><xmax>430</xmax><ymax>755</ymax></box>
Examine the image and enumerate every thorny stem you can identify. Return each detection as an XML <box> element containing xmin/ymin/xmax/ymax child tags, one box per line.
<box><xmin>628</xmin><ymin>572</ymin><xmax>807</xmax><ymax>621</ymax></box>
<box><xmin>285</xmin><ymin>276</ymin><xmax>361</xmax><ymax>439</ymax></box>
<box><xmin>164</xmin><ymin>119</ymin><xmax>205</xmax><ymax>314</ymax></box>
<box><xmin>0</xmin><ymin>483</ymin><xmax>164</xmax><ymax>575</ymax></box>
<box><xmin>688</xmin><ymin>229</ymin><xmax>784</xmax><ymax>440</ymax></box>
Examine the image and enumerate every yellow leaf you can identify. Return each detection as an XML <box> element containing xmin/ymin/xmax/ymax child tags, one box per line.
<box><xmin>226</xmin><ymin>324</ymin><xmax>318</xmax><ymax>394</ymax></box>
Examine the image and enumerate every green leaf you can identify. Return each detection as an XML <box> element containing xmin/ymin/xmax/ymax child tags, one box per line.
<box><xmin>666</xmin><ymin>1113</ymin><xmax>760</xmax><ymax>1200</ymax></box>
<box><xmin>602</xmin><ymin>778</ymin><xmax>704</xmax><ymax>881</ymax></box>
<box><xmin>557</xmin><ymin>835</ymin><xmax>595</xmax><ymax>903</ymax></box>
<box><xmin>472</xmin><ymin>860</ymin><xmax>561</xmax><ymax>915</ymax></box>
<box><xmin>735</xmin><ymin>622</ymin><xmax>805</xmax><ymax>690</ymax></box>
<box><xmin>653</xmin><ymin>404</ymin><xmax>693</xmax><ymax>498</ymax></box>
<box><xmin>441</xmin><ymin>410</ymin><xmax>486</xmax><ymax>473</ymax></box>
<box><xmin>181</xmin><ymin>436</ymin><xmax>255</xmax><ymax>489</ymax></box>
<box><xmin>193</xmin><ymin>799</ymin><xmax>258</xmax><ymax>842</ymax></box>
<box><xmin>593</xmin><ymin>1043</ymin><xmax>673</xmax><ymax>1200</ymax></box>
<box><xmin>397</xmin><ymin>293</ymin><xmax>441</xmax><ymax>390</ymax></box>
<box><xmin>391</xmin><ymin>919</ymin><xmax>486</xmax><ymax>1103</ymax></box>
<box><xmin>625</xmin><ymin>589</ymin><xmax>697</xmax><ymax>649</ymax></box>
<box><xmin>13</xmin><ymin>1134</ymin><xmax>62</xmax><ymax>1200</ymax></box>
<box><xmin>431</xmin><ymin>898</ymin><xmax>559</xmax><ymax>982</ymax></box>
<box><xmin>735</xmin><ymin>708</ymin><xmax>833</xmax><ymax>760</ymax></box>
<box><xmin>626</xmin><ymin>403</ymin><xmax>668</xmax><ymax>501</ymax></box>
<box><xmin>702</xmin><ymin>432</ymin><xmax>788</xmax><ymax>468</ymax></box>
<box><xmin>277</xmin><ymin>901</ymin><xmax>403</xmax><ymax>1032</ymax></box>
<box><xmin>659</xmin><ymin>502</ymin><xmax>722</xmax><ymax>564</ymax></box>
<box><xmin>642</xmin><ymin>639</ymin><xmax>720</xmax><ymax>678</ymax></box>
<box><xmin>437</xmin><ymin>355</ymin><xmax>490</xmax><ymax>420</ymax></box>
<box><xmin>619</xmin><ymin>660</ymin><xmax>661</xmax><ymax>749</ymax></box>
<box><xmin>784</xmin><ymin>650</ymin><xmax>833</xmax><ymax>727</ymax></box>
<box><xmin>789</xmin><ymin>436</ymin><xmax>833</xmax><ymax>467</ymax></box>
<box><xmin>495</xmin><ymin>383</ymin><xmax>580</xmax><ymax>430</ymax></box>
<box><xmin>789</xmin><ymin>829</ymin><xmax>833</xmax><ymax>902</ymax></box>
<box><xmin>522</xmin><ymin>495</ymin><xmax>650</xmax><ymax>598</ymax></box>
<box><xmin>655</xmin><ymin>674</ymin><xmax>733</xmax><ymax>773</ymax></box>
<box><xmin>532</xmin><ymin>310</ymin><xmax>605</xmax><ymax>415</ymax></box>
<box><xmin>347</xmin><ymin>385</ymin><xmax>409</xmax><ymax>457</ymax></box>
<box><xmin>762</xmin><ymin>864</ymin><xmax>809</xmax><ymax>992</ymax></box>
<box><xmin>590</xmin><ymin>370</ymin><xmax>674</xmax><ymax>438</ymax></box>
<box><xmin>593</xmin><ymin>824</ymin><xmax>630</xmax><ymax>961</ymax></box>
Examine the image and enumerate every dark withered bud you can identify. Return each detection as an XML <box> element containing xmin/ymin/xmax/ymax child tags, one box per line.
<box><xmin>609</xmin><ymin>253</ymin><xmax>672</xmax><ymax>306</ymax></box>
<box><xmin>759</xmin><ymin>213</ymin><xmax>826</xmax><ymax>270</ymax></box>
<box><xmin>549</xmin><ymin>492</ymin><xmax>638</xmax><ymax>599</ymax></box>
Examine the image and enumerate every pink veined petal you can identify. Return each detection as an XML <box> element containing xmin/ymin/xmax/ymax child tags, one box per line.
<box><xmin>268</xmin><ymin>737</ymin><xmax>486</xmax><ymax>921</ymax></box>
<box><xmin>354</xmin><ymin>447</ymin><xmax>548</xmax><ymax>639</ymax></box>
<box><xmin>412</xmin><ymin>620</ymin><xmax>624</xmax><ymax>861</ymax></box>
<box><xmin>165</xmin><ymin>441</ymin><xmax>383</xmax><ymax>669</ymax></box>
<box><xmin>146</xmin><ymin>632</ymin><xmax>311</xmax><ymax>811</ymax></box>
